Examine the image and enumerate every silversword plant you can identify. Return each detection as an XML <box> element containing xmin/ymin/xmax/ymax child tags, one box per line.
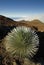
<box><xmin>4</xmin><ymin>26</ymin><xmax>39</xmax><ymax>63</ymax></box>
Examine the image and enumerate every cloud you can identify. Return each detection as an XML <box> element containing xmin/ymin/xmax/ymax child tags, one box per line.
<box><xmin>39</xmin><ymin>15</ymin><xmax>44</xmax><ymax>22</ymax></box>
<box><xmin>12</xmin><ymin>14</ymin><xmax>44</xmax><ymax>23</ymax></box>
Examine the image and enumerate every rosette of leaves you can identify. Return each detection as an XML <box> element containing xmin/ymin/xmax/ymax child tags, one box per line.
<box><xmin>3</xmin><ymin>26</ymin><xmax>39</xmax><ymax>61</ymax></box>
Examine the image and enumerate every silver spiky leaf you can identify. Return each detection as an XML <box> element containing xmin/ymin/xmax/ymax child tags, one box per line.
<box><xmin>4</xmin><ymin>26</ymin><xmax>39</xmax><ymax>59</ymax></box>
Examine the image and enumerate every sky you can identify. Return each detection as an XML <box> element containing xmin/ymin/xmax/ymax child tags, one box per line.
<box><xmin>0</xmin><ymin>0</ymin><xmax>44</xmax><ymax>22</ymax></box>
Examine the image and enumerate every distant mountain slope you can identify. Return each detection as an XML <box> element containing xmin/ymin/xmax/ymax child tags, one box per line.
<box><xmin>0</xmin><ymin>15</ymin><xmax>44</xmax><ymax>32</ymax></box>
<box><xmin>0</xmin><ymin>15</ymin><xmax>17</xmax><ymax>26</ymax></box>
<box><xmin>26</xmin><ymin>20</ymin><xmax>44</xmax><ymax>32</ymax></box>
<box><xmin>17</xmin><ymin>19</ymin><xmax>44</xmax><ymax>32</ymax></box>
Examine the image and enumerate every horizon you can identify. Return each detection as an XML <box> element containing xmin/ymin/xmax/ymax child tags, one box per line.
<box><xmin>0</xmin><ymin>0</ymin><xmax>44</xmax><ymax>22</ymax></box>
<box><xmin>11</xmin><ymin>15</ymin><xmax>44</xmax><ymax>22</ymax></box>
<box><xmin>0</xmin><ymin>14</ymin><xmax>44</xmax><ymax>23</ymax></box>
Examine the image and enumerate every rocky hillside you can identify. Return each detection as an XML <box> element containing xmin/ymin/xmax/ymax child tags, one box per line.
<box><xmin>0</xmin><ymin>15</ymin><xmax>16</xmax><ymax>39</ymax></box>
<box><xmin>0</xmin><ymin>15</ymin><xmax>17</xmax><ymax>26</ymax></box>
<box><xmin>0</xmin><ymin>15</ymin><xmax>44</xmax><ymax>32</ymax></box>
<box><xmin>18</xmin><ymin>20</ymin><xmax>44</xmax><ymax>32</ymax></box>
